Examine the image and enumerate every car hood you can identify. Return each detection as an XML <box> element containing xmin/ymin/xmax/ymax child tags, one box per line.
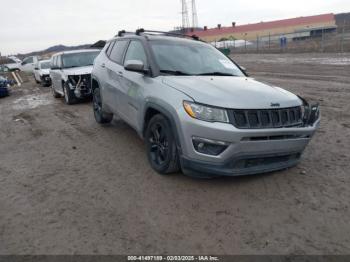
<box><xmin>41</xmin><ymin>69</ymin><xmax>50</xmax><ymax>75</ymax></box>
<box><xmin>162</xmin><ymin>76</ymin><xmax>302</xmax><ymax>109</ymax></box>
<box><xmin>62</xmin><ymin>66</ymin><xmax>93</xmax><ymax>76</ymax></box>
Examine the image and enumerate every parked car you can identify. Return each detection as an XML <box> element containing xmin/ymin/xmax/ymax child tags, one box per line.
<box><xmin>0</xmin><ymin>76</ymin><xmax>13</xmax><ymax>98</ymax></box>
<box><xmin>91</xmin><ymin>30</ymin><xmax>320</xmax><ymax>178</ymax></box>
<box><xmin>50</xmin><ymin>49</ymin><xmax>100</xmax><ymax>104</ymax></box>
<box><xmin>4</xmin><ymin>57</ymin><xmax>21</xmax><ymax>71</ymax></box>
<box><xmin>19</xmin><ymin>56</ymin><xmax>39</xmax><ymax>72</ymax></box>
<box><xmin>0</xmin><ymin>65</ymin><xmax>9</xmax><ymax>72</ymax></box>
<box><xmin>34</xmin><ymin>60</ymin><xmax>52</xmax><ymax>86</ymax></box>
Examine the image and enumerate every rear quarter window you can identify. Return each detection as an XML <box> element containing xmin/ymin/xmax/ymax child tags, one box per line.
<box><xmin>105</xmin><ymin>41</ymin><xmax>115</xmax><ymax>57</ymax></box>
<box><xmin>109</xmin><ymin>40</ymin><xmax>129</xmax><ymax>64</ymax></box>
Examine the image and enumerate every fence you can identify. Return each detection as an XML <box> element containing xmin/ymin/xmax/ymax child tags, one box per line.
<box><xmin>214</xmin><ymin>22</ymin><xmax>350</xmax><ymax>53</ymax></box>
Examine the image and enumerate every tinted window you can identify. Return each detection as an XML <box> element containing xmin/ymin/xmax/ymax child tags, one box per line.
<box><xmin>124</xmin><ymin>41</ymin><xmax>147</xmax><ymax>66</ymax></box>
<box><xmin>109</xmin><ymin>40</ymin><xmax>128</xmax><ymax>64</ymax></box>
<box><xmin>62</xmin><ymin>51</ymin><xmax>99</xmax><ymax>68</ymax></box>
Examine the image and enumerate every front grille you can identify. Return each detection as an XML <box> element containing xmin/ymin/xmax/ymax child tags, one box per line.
<box><xmin>228</xmin><ymin>107</ymin><xmax>303</xmax><ymax>129</ymax></box>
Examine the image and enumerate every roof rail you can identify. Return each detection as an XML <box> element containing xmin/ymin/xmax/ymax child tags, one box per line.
<box><xmin>115</xmin><ymin>28</ymin><xmax>200</xmax><ymax>40</ymax></box>
<box><xmin>136</xmin><ymin>29</ymin><xmax>200</xmax><ymax>40</ymax></box>
<box><xmin>116</xmin><ymin>30</ymin><xmax>135</xmax><ymax>37</ymax></box>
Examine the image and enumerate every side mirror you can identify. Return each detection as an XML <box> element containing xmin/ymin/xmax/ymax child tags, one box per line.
<box><xmin>124</xmin><ymin>60</ymin><xmax>148</xmax><ymax>74</ymax></box>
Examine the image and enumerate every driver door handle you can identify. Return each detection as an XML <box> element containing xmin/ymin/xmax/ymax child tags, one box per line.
<box><xmin>117</xmin><ymin>71</ymin><xmax>123</xmax><ymax>77</ymax></box>
<box><xmin>101</xmin><ymin>63</ymin><xmax>106</xmax><ymax>68</ymax></box>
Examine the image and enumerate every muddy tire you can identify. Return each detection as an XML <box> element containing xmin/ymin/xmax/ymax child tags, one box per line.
<box><xmin>145</xmin><ymin>114</ymin><xmax>180</xmax><ymax>175</ymax></box>
<box><xmin>63</xmin><ymin>82</ymin><xmax>77</xmax><ymax>105</ymax></box>
<box><xmin>52</xmin><ymin>86</ymin><xmax>61</xmax><ymax>98</ymax></box>
<box><xmin>93</xmin><ymin>88</ymin><xmax>113</xmax><ymax>124</ymax></box>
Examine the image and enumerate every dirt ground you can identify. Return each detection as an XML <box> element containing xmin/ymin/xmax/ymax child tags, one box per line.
<box><xmin>0</xmin><ymin>53</ymin><xmax>350</xmax><ymax>255</ymax></box>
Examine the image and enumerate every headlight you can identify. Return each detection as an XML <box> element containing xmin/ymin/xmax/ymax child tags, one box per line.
<box><xmin>183</xmin><ymin>101</ymin><xmax>229</xmax><ymax>123</ymax></box>
<box><xmin>298</xmin><ymin>95</ymin><xmax>320</xmax><ymax>125</ymax></box>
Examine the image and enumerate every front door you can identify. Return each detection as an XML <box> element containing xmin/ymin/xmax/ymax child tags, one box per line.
<box><xmin>21</xmin><ymin>57</ymin><xmax>34</xmax><ymax>72</ymax></box>
<box><xmin>119</xmin><ymin>40</ymin><xmax>149</xmax><ymax>130</ymax></box>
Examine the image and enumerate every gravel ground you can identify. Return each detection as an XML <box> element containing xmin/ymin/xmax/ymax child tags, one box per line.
<box><xmin>0</xmin><ymin>53</ymin><xmax>350</xmax><ymax>255</ymax></box>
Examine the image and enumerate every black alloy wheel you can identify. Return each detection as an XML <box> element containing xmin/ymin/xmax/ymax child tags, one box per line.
<box><xmin>145</xmin><ymin>114</ymin><xmax>180</xmax><ymax>174</ymax></box>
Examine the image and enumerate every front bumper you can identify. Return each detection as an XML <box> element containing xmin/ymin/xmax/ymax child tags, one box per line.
<box><xmin>67</xmin><ymin>74</ymin><xmax>92</xmax><ymax>98</ymax></box>
<box><xmin>176</xmin><ymin>109</ymin><xmax>320</xmax><ymax>177</ymax></box>
<box><xmin>181</xmin><ymin>151</ymin><xmax>301</xmax><ymax>178</ymax></box>
<box><xmin>41</xmin><ymin>75</ymin><xmax>51</xmax><ymax>86</ymax></box>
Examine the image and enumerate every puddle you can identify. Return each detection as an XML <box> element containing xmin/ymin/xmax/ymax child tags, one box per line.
<box><xmin>12</xmin><ymin>93</ymin><xmax>53</xmax><ymax>110</ymax></box>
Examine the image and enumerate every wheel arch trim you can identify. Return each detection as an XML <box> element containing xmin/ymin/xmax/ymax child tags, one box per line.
<box><xmin>143</xmin><ymin>102</ymin><xmax>183</xmax><ymax>153</ymax></box>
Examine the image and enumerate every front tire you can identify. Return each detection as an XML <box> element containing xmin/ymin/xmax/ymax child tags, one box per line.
<box><xmin>52</xmin><ymin>86</ymin><xmax>61</xmax><ymax>98</ymax></box>
<box><xmin>145</xmin><ymin>114</ymin><xmax>180</xmax><ymax>175</ymax></box>
<box><xmin>34</xmin><ymin>76</ymin><xmax>40</xmax><ymax>84</ymax></box>
<box><xmin>93</xmin><ymin>88</ymin><xmax>113</xmax><ymax>124</ymax></box>
<box><xmin>63</xmin><ymin>82</ymin><xmax>77</xmax><ymax>105</ymax></box>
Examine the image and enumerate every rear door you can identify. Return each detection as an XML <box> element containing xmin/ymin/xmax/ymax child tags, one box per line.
<box><xmin>104</xmin><ymin>40</ymin><xmax>129</xmax><ymax>114</ymax></box>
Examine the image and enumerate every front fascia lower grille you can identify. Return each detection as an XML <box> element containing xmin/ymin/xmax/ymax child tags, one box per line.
<box><xmin>228</xmin><ymin>107</ymin><xmax>303</xmax><ymax>129</ymax></box>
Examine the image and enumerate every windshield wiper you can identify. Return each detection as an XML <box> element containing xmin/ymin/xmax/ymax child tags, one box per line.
<box><xmin>64</xmin><ymin>66</ymin><xmax>80</xmax><ymax>69</ymax></box>
<box><xmin>160</xmin><ymin>70</ymin><xmax>191</xmax><ymax>76</ymax></box>
<box><xmin>197</xmin><ymin>72</ymin><xmax>237</xmax><ymax>76</ymax></box>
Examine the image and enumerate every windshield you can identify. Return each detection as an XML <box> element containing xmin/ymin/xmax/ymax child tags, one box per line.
<box><xmin>62</xmin><ymin>51</ymin><xmax>100</xmax><ymax>68</ymax></box>
<box><xmin>150</xmin><ymin>40</ymin><xmax>244</xmax><ymax>76</ymax></box>
<box><xmin>40</xmin><ymin>62</ymin><xmax>51</xmax><ymax>69</ymax></box>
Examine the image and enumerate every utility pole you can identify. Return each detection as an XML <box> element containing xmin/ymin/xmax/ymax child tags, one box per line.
<box><xmin>191</xmin><ymin>0</ymin><xmax>199</xmax><ymax>29</ymax></box>
<box><xmin>181</xmin><ymin>0</ymin><xmax>190</xmax><ymax>31</ymax></box>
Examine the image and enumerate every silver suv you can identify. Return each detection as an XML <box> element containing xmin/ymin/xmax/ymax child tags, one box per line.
<box><xmin>91</xmin><ymin>30</ymin><xmax>320</xmax><ymax>178</ymax></box>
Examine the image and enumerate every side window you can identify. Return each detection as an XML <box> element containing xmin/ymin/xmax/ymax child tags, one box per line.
<box><xmin>109</xmin><ymin>40</ymin><xmax>128</xmax><ymax>64</ymax></box>
<box><xmin>52</xmin><ymin>57</ymin><xmax>57</xmax><ymax>68</ymax></box>
<box><xmin>52</xmin><ymin>56</ymin><xmax>58</xmax><ymax>69</ymax></box>
<box><xmin>26</xmin><ymin>57</ymin><xmax>34</xmax><ymax>64</ymax></box>
<box><xmin>105</xmin><ymin>41</ymin><xmax>115</xmax><ymax>57</ymax></box>
<box><xmin>124</xmin><ymin>41</ymin><xmax>147</xmax><ymax>66</ymax></box>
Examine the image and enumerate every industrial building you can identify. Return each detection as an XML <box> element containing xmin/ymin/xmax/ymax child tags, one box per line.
<box><xmin>191</xmin><ymin>13</ymin><xmax>337</xmax><ymax>42</ymax></box>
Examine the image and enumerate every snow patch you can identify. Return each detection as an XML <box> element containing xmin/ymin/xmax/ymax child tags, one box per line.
<box><xmin>12</xmin><ymin>93</ymin><xmax>53</xmax><ymax>110</ymax></box>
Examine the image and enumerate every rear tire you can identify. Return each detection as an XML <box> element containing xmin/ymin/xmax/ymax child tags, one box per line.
<box><xmin>145</xmin><ymin>114</ymin><xmax>180</xmax><ymax>175</ymax></box>
<box><xmin>34</xmin><ymin>76</ymin><xmax>40</xmax><ymax>84</ymax></box>
<box><xmin>63</xmin><ymin>82</ymin><xmax>77</xmax><ymax>105</ymax></box>
<box><xmin>93</xmin><ymin>88</ymin><xmax>113</xmax><ymax>124</ymax></box>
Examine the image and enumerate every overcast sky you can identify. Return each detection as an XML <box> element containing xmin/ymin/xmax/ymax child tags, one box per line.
<box><xmin>1</xmin><ymin>0</ymin><xmax>349</xmax><ymax>55</ymax></box>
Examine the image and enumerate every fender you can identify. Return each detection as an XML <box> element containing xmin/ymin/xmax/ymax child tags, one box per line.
<box><xmin>143</xmin><ymin>102</ymin><xmax>183</xmax><ymax>154</ymax></box>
